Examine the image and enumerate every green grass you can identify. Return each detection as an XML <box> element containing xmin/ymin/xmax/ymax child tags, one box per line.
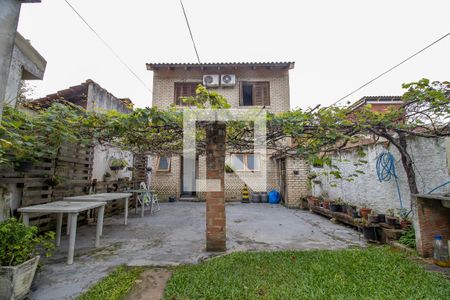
<box><xmin>164</xmin><ymin>247</ymin><xmax>450</xmax><ymax>299</ymax></box>
<box><xmin>77</xmin><ymin>265</ymin><xmax>144</xmax><ymax>300</ymax></box>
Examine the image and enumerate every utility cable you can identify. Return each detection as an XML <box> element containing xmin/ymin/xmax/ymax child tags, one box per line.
<box><xmin>63</xmin><ymin>0</ymin><xmax>152</xmax><ymax>94</ymax></box>
<box><xmin>330</xmin><ymin>32</ymin><xmax>450</xmax><ymax>107</ymax></box>
<box><xmin>179</xmin><ymin>0</ymin><xmax>201</xmax><ymax>63</ymax></box>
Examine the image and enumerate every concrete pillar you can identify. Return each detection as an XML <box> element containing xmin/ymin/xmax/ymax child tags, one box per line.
<box><xmin>205</xmin><ymin>122</ymin><xmax>226</xmax><ymax>251</ymax></box>
<box><xmin>0</xmin><ymin>0</ymin><xmax>22</xmax><ymax>119</ymax></box>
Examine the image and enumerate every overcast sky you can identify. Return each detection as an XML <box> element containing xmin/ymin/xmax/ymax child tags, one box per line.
<box><xmin>18</xmin><ymin>0</ymin><xmax>450</xmax><ymax>109</ymax></box>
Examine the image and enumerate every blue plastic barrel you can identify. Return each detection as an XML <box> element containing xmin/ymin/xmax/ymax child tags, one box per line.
<box><xmin>268</xmin><ymin>190</ymin><xmax>280</xmax><ymax>204</ymax></box>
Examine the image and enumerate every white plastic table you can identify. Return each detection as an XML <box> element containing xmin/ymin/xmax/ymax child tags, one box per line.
<box><xmin>18</xmin><ymin>201</ymin><xmax>106</xmax><ymax>265</ymax></box>
<box><xmin>64</xmin><ymin>193</ymin><xmax>132</xmax><ymax>225</ymax></box>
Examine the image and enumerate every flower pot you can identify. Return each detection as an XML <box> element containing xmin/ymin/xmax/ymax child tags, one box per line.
<box><xmin>378</xmin><ymin>214</ymin><xmax>386</xmax><ymax>223</ymax></box>
<box><xmin>329</xmin><ymin>203</ymin><xmax>341</xmax><ymax>212</ymax></box>
<box><xmin>368</xmin><ymin>215</ymin><xmax>379</xmax><ymax>224</ymax></box>
<box><xmin>109</xmin><ymin>166</ymin><xmax>123</xmax><ymax>171</ymax></box>
<box><xmin>323</xmin><ymin>200</ymin><xmax>330</xmax><ymax>209</ymax></box>
<box><xmin>360</xmin><ymin>208</ymin><xmax>372</xmax><ymax>220</ymax></box>
<box><xmin>352</xmin><ymin>211</ymin><xmax>359</xmax><ymax>219</ymax></box>
<box><xmin>0</xmin><ymin>255</ymin><xmax>40</xmax><ymax>300</ymax></box>
<box><xmin>386</xmin><ymin>216</ymin><xmax>398</xmax><ymax>227</ymax></box>
<box><xmin>400</xmin><ymin>220</ymin><xmax>411</xmax><ymax>229</ymax></box>
<box><xmin>341</xmin><ymin>205</ymin><xmax>348</xmax><ymax>214</ymax></box>
<box><xmin>362</xmin><ymin>227</ymin><xmax>377</xmax><ymax>241</ymax></box>
<box><xmin>14</xmin><ymin>161</ymin><xmax>33</xmax><ymax>173</ymax></box>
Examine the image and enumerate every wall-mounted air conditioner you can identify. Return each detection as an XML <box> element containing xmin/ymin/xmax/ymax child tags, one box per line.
<box><xmin>203</xmin><ymin>75</ymin><xmax>220</xmax><ymax>87</ymax></box>
<box><xmin>221</xmin><ymin>74</ymin><xmax>236</xmax><ymax>87</ymax></box>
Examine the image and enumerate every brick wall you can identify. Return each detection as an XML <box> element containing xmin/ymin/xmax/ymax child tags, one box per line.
<box><xmin>285</xmin><ymin>157</ymin><xmax>309</xmax><ymax>208</ymax></box>
<box><xmin>152</xmin><ymin>68</ymin><xmax>290</xmax><ymax>113</ymax></box>
<box><xmin>413</xmin><ymin>195</ymin><xmax>450</xmax><ymax>257</ymax></box>
<box><xmin>150</xmin><ymin>155</ymin><xmax>180</xmax><ymax>201</ymax></box>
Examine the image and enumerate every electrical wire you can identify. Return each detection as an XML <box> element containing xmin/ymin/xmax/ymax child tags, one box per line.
<box><xmin>179</xmin><ymin>0</ymin><xmax>201</xmax><ymax>63</ymax></box>
<box><xmin>63</xmin><ymin>0</ymin><xmax>152</xmax><ymax>94</ymax></box>
<box><xmin>329</xmin><ymin>32</ymin><xmax>450</xmax><ymax>107</ymax></box>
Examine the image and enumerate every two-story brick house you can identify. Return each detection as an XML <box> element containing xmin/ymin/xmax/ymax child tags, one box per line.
<box><xmin>146</xmin><ymin>62</ymin><xmax>308</xmax><ymax>207</ymax></box>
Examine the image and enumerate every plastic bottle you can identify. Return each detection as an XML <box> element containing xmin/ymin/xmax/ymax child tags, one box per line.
<box><xmin>433</xmin><ymin>235</ymin><xmax>450</xmax><ymax>267</ymax></box>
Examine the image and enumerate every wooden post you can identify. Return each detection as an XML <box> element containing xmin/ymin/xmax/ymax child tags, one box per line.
<box><xmin>205</xmin><ymin>122</ymin><xmax>226</xmax><ymax>251</ymax></box>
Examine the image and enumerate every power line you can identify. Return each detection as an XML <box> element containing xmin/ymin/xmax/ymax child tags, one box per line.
<box><xmin>179</xmin><ymin>0</ymin><xmax>201</xmax><ymax>63</ymax></box>
<box><xmin>330</xmin><ymin>31</ymin><xmax>450</xmax><ymax>107</ymax></box>
<box><xmin>63</xmin><ymin>0</ymin><xmax>152</xmax><ymax>94</ymax></box>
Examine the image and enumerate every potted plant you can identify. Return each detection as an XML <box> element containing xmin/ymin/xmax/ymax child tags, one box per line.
<box><xmin>368</xmin><ymin>210</ymin><xmax>379</xmax><ymax>224</ymax></box>
<box><xmin>103</xmin><ymin>171</ymin><xmax>112</xmax><ymax>182</ymax></box>
<box><xmin>13</xmin><ymin>158</ymin><xmax>34</xmax><ymax>173</ymax></box>
<box><xmin>44</xmin><ymin>175</ymin><xmax>65</xmax><ymax>187</ymax></box>
<box><xmin>398</xmin><ymin>208</ymin><xmax>412</xmax><ymax>229</ymax></box>
<box><xmin>346</xmin><ymin>204</ymin><xmax>357</xmax><ymax>218</ymax></box>
<box><xmin>330</xmin><ymin>198</ymin><xmax>344</xmax><ymax>212</ymax></box>
<box><xmin>385</xmin><ymin>209</ymin><xmax>398</xmax><ymax>226</ymax></box>
<box><xmin>377</xmin><ymin>213</ymin><xmax>386</xmax><ymax>223</ymax></box>
<box><xmin>0</xmin><ymin>218</ymin><xmax>54</xmax><ymax>300</ymax></box>
<box><xmin>109</xmin><ymin>158</ymin><xmax>127</xmax><ymax>171</ymax></box>
<box><xmin>360</xmin><ymin>204</ymin><xmax>372</xmax><ymax>220</ymax></box>
<box><xmin>323</xmin><ymin>199</ymin><xmax>330</xmax><ymax>210</ymax></box>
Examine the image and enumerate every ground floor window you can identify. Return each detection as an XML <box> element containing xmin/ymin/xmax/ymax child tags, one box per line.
<box><xmin>230</xmin><ymin>153</ymin><xmax>260</xmax><ymax>171</ymax></box>
<box><xmin>157</xmin><ymin>156</ymin><xmax>171</xmax><ymax>171</ymax></box>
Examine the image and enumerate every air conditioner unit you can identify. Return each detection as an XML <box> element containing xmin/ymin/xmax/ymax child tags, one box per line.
<box><xmin>203</xmin><ymin>75</ymin><xmax>220</xmax><ymax>87</ymax></box>
<box><xmin>221</xmin><ymin>74</ymin><xmax>236</xmax><ymax>87</ymax></box>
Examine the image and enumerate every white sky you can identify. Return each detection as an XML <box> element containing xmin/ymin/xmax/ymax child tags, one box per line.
<box><xmin>18</xmin><ymin>0</ymin><xmax>450</xmax><ymax>109</ymax></box>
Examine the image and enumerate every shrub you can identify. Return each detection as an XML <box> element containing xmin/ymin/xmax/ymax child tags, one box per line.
<box><xmin>0</xmin><ymin>218</ymin><xmax>55</xmax><ymax>266</ymax></box>
<box><xmin>399</xmin><ymin>227</ymin><xmax>416</xmax><ymax>249</ymax></box>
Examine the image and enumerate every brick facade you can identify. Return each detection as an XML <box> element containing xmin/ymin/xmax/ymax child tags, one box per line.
<box><xmin>148</xmin><ymin>63</ymin><xmax>309</xmax><ymax>208</ymax></box>
<box><xmin>413</xmin><ymin>195</ymin><xmax>450</xmax><ymax>257</ymax></box>
<box><xmin>285</xmin><ymin>158</ymin><xmax>309</xmax><ymax>208</ymax></box>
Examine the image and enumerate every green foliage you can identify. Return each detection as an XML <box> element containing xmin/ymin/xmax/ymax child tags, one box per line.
<box><xmin>0</xmin><ymin>218</ymin><xmax>55</xmax><ymax>266</ymax></box>
<box><xmin>0</xmin><ymin>103</ymin><xmax>92</xmax><ymax>167</ymax></box>
<box><xmin>77</xmin><ymin>266</ymin><xmax>144</xmax><ymax>300</ymax></box>
<box><xmin>399</xmin><ymin>227</ymin><xmax>416</xmax><ymax>249</ymax></box>
<box><xmin>164</xmin><ymin>247</ymin><xmax>450</xmax><ymax>299</ymax></box>
<box><xmin>109</xmin><ymin>158</ymin><xmax>128</xmax><ymax>168</ymax></box>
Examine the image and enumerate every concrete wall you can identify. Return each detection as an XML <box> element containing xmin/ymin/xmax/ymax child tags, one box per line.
<box><xmin>91</xmin><ymin>145</ymin><xmax>133</xmax><ymax>182</ymax></box>
<box><xmin>5</xmin><ymin>33</ymin><xmax>46</xmax><ymax>107</ymax></box>
<box><xmin>0</xmin><ymin>0</ymin><xmax>22</xmax><ymax>118</ymax></box>
<box><xmin>87</xmin><ymin>82</ymin><xmax>131</xmax><ymax>113</ymax></box>
<box><xmin>311</xmin><ymin>136</ymin><xmax>450</xmax><ymax>214</ymax></box>
<box><xmin>152</xmin><ymin>68</ymin><xmax>290</xmax><ymax>113</ymax></box>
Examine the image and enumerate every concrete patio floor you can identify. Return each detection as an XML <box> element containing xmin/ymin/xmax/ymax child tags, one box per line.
<box><xmin>31</xmin><ymin>202</ymin><xmax>366</xmax><ymax>300</ymax></box>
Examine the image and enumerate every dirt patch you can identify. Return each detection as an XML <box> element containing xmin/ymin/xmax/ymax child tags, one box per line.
<box><xmin>124</xmin><ymin>268</ymin><xmax>172</xmax><ymax>300</ymax></box>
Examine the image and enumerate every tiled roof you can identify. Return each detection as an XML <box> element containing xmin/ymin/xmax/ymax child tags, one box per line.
<box><xmin>348</xmin><ymin>95</ymin><xmax>403</xmax><ymax>110</ymax></box>
<box><xmin>146</xmin><ymin>61</ymin><xmax>295</xmax><ymax>70</ymax></box>
<box><xmin>25</xmin><ymin>79</ymin><xmax>133</xmax><ymax>109</ymax></box>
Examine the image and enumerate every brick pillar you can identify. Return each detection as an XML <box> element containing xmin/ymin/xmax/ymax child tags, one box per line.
<box><xmin>205</xmin><ymin>122</ymin><xmax>226</xmax><ymax>251</ymax></box>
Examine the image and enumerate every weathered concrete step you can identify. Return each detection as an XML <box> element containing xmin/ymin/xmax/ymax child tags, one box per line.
<box><xmin>179</xmin><ymin>196</ymin><xmax>201</xmax><ymax>202</ymax></box>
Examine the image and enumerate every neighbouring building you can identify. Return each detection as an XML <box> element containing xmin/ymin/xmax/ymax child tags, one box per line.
<box><xmin>146</xmin><ymin>62</ymin><xmax>308</xmax><ymax>207</ymax></box>
<box><xmin>0</xmin><ymin>0</ymin><xmax>42</xmax><ymax>119</ymax></box>
<box><xmin>5</xmin><ymin>32</ymin><xmax>47</xmax><ymax>108</ymax></box>
<box><xmin>27</xmin><ymin>79</ymin><xmax>142</xmax><ymax>184</ymax></box>
<box><xmin>311</xmin><ymin>96</ymin><xmax>450</xmax><ymax>215</ymax></box>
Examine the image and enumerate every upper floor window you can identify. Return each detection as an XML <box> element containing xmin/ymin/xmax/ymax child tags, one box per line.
<box><xmin>174</xmin><ymin>82</ymin><xmax>199</xmax><ymax>106</ymax></box>
<box><xmin>240</xmin><ymin>82</ymin><xmax>270</xmax><ymax>106</ymax></box>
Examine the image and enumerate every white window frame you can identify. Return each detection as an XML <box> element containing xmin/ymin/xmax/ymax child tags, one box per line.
<box><xmin>156</xmin><ymin>156</ymin><xmax>171</xmax><ymax>172</ymax></box>
<box><xmin>230</xmin><ymin>153</ymin><xmax>260</xmax><ymax>172</ymax></box>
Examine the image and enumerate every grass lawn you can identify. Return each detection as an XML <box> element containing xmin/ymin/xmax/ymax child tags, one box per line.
<box><xmin>164</xmin><ymin>247</ymin><xmax>450</xmax><ymax>299</ymax></box>
<box><xmin>77</xmin><ymin>266</ymin><xmax>144</xmax><ymax>300</ymax></box>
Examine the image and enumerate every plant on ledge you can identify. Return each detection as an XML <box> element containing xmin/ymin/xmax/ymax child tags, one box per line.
<box><xmin>109</xmin><ymin>158</ymin><xmax>128</xmax><ymax>171</ymax></box>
